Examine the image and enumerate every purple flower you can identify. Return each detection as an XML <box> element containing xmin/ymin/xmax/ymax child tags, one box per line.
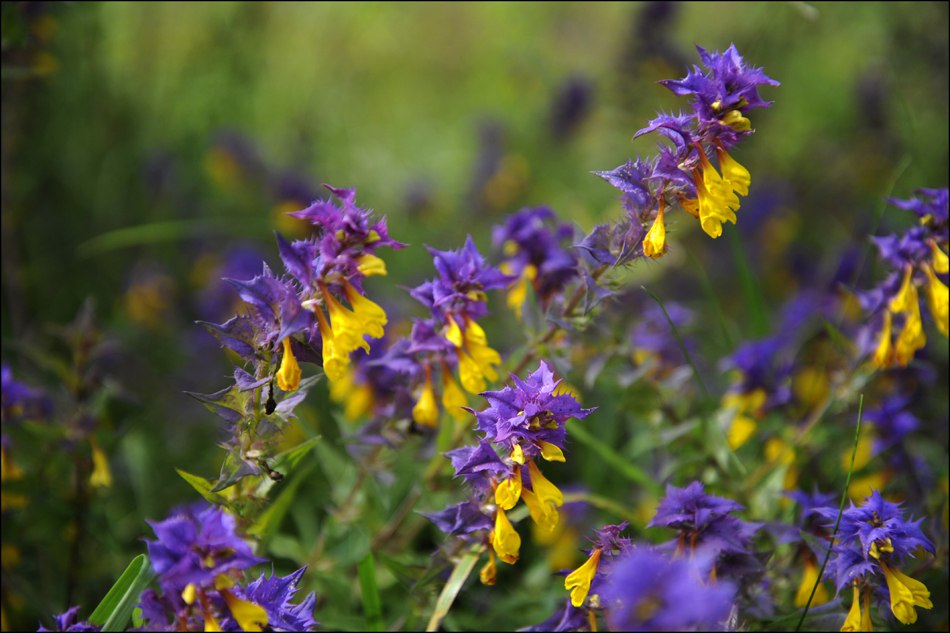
<box><xmin>493</xmin><ymin>207</ymin><xmax>579</xmax><ymax>317</ymax></box>
<box><xmin>473</xmin><ymin>361</ymin><xmax>593</xmax><ymax>456</ymax></box>
<box><xmin>2</xmin><ymin>364</ymin><xmax>52</xmax><ymax>425</ymax></box>
<box><xmin>232</xmin><ymin>567</ymin><xmax>318</xmax><ymax>632</ymax></box>
<box><xmin>145</xmin><ymin>503</ymin><xmax>266</xmax><ymax>593</ymax></box>
<box><xmin>38</xmin><ymin>606</ymin><xmax>100</xmax><ymax>632</ymax></box>
<box><xmin>521</xmin><ymin>598</ymin><xmax>590</xmax><ymax>632</ymax></box>
<box><xmin>602</xmin><ymin>548</ymin><xmax>736</xmax><ymax>632</ymax></box>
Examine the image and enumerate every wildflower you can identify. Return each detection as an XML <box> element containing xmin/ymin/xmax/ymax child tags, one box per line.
<box><xmin>859</xmin><ymin>188</ymin><xmax>949</xmax><ymax>368</ymax></box>
<box><xmin>822</xmin><ymin>490</ymin><xmax>935</xmax><ymax>628</ymax></box>
<box><xmin>231</xmin><ymin>567</ymin><xmax>318</xmax><ymax>632</ymax></box>
<box><xmin>492</xmin><ymin>207</ymin><xmax>579</xmax><ymax>317</ymax></box>
<box><xmin>38</xmin><ymin>606</ymin><xmax>100</xmax><ymax>632</ymax></box>
<box><xmin>719</xmin><ymin>337</ymin><xmax>792</xmax><ymax>449</ymax></box>
<box><xmin>564</xmin><ymin>523</ymin><xmax>632</xmax><ymax>608</ymax></box>
<box><xmin>601</xmin><ymin>548</ymin><xmax>736</xmax><ymax>632</ymax></box>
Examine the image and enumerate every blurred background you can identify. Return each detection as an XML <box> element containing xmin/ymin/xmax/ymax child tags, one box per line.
<box><xmin>1</xmin><ymin>2</ymin><xmax>948</xmax><ymax>631</ymax></box>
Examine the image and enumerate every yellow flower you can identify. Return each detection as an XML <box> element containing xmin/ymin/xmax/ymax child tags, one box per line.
<box><xmin>356</xmin><ymin>253</ymin><xmax>388</xmax><ymax>277</ymax></box>
<box><xmin>480</xmin><ymin>550</ymin><xmax>497</xmax><ymax>586</ymax></box>
<box><xmin>931</xmin><ymin>241</ymin><xmax>949</xmax><ymax>274</ymax></box>
<box><xmin>538</xmin><ymin>441</ymin><xmax>565</xmax><ymax>463</ymax></box>
<box><xmin>840</xmin><ymin>584</ymin><xmax>871</xmax><ymax>632</ymax></box>
<box><xmin>643</xmin><ymin>200</ymin><xmax>667</xmax><ymax>259</ymax></box>
<box><xmin>565</xmin><ymin>548</ymin><xmax>602</xmax><ymax>607</ymax></box>
<box><xmin>923</xmin><ymin>264</ymin><xmax>949</xmax><ymax>337</ymax></box>
<box><xmin>717</xmin><ymin>148</ymin><xmax>751</xmax><ymax>197</ymax></box>
<box><xmin>494</xmin><ymin>467</ymin><xmax>522</xmax><ymax>511</ymax></box>
<box><xmin>276</xmin><ymin>337</ymin><xmax>301</xmax><ymax>392</ymax></box>
<box><xmin>441</xmin><ymin>373</ymin><xmax>468</xmax><ymax>421</ymax></box>
<box><xmin>221</xmin><ymin>588</ymin><xmax>268</xmax><ymax>632</ymax></box>
<box><xmin>521</xmin><ymin>488</ymin><xmax>559</xmax><ymax>533</ymax></box>
<box><xmin>527</xmin><ymin>460</ymin><xmax>564</xmax><ymax>507</ymax></box>
<box><xmin>880</xmin><ymin>561</ymin><xmax>932</xmax><ymax>625</ymax></box>
<box><xmin>449</xmin><ymin>316</ymin><xmax>501</xmax><ymax>394</ymax></box>
<box><xmin>794</xmin><ymin>559</ymin><xmax>829</xmax><ymax>608</ymax></box>
<box><xmin>505</xmin><ymin>263</ymin><xmax>538</xmax><ymax>319</ymax></box>
<box><xmin>871</xmin><ymin>311</ymin><xmax>893</xmax><ymax>369</ymax></box>
<box><xmin>412</xmin><ymin>375</ymin><xmax>439</xmax><ymax>428</ymax></box>
<box><xmin>88</xmin><ymin>438</ymin><xmax>112</xmax><ymax>489</ymax></box>
<box><xmin>492</xmin><ymin>508</ymin><xmax>521</xmax><ymax>564</ymax></box>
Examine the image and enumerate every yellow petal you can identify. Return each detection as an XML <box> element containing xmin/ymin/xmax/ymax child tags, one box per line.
<box><xmin>881</xmin><ymin>562</ymin><xmax>932</xmax><ymax>625</ymax></box>
<box><xmin>221</xmin><ymin>589</ymin><xmax>268</xmax><ymax>632</ymax></box>
<box><xmin>923</xmin><ymin>265</ymin><xmax>949</xmax><ymax>337</ymax></box>
<box><xmin>840</xmin><ymin>584</ymin><xmax>866</xmax><ymax>632</ymax></box>
<box><xmin>527</xmin><ymin>461</ymin><xmax>563</xmax><ymax>507</ymax></box>
<box><xmin>412</xmin><ymin>378</ymin><xmax>439</xmax><ymax>428</ymax></box>
<box><xmin>538</xmin><ymin>441</ymin><xmax>565</xmax><ymax>463</ymax></box>
<box><xmin>718</xmin><ymin>149</ymin><xmax>751</xmax><ymax>197</ymax></box>
<box><xmin>441</xmin><ymin>374</ymin><xmax>468</xmax><ymax>421</ymax></box>
<box><xmin>445</xmin><ymin>315</ymin><xmax>464</xmax><ymax>348</ymax></box>
<box><xmin>521</xmin><ymin>488</ymin><xmax>559</xmax><ymax>533</ymax></box>
<box><xmin>357</xmin><ymin>253</ymin><xmax>388</xmax><ymax>277</ymax></box>
<box><xmin>564</xmin><ymin>549</ymin><xmax>602</xmax><ymax>608</ymax></box>
<box><xmin>794</xmin><ymin>559</ymin><xmax>829</xmax><ymax>608</ymax></box>
<box><xmin>871</xmin><ymin>311</ymin><xmax>893</xmax><ymax>369</ymax></box>
<box><xmin>495</xmin><ymin>468</ymin><xmax>522</xmax><ymax>511</ymax></box>
<box><xmin>643</xmin><ymin>203</ymin><xmax>667</xmax><ymax>259</ymax></box>
<box><xmin>888</xmin><ymin>267</ymin><xmax>916</xmax><ymax>314</ymax></box>
<box><xmin>492</xmin><ymin>509</ymin><xmax>521</xmax><ymax>565</ymax></box>
<box><xmin>511</xmin><ymin>443</ymin><xmax>525</xmax><ymax>465</ymax></box>
<box><xmin>727</xmin><ymin>416</ymin><xmax>757</xmax><ymax>450</ymax></box>
<box><xmin>931</xmin><ymin>242</ymin><xmax>949</xmax><ymax>274</ymax></box>
<box><xmin>480</xmin><ymin>550</ymin><xmax>497</xmax><ymax>586</ymax></box>
<box><xmin>276</xmin><ymin>337</ymin><xmax>301</xmax><ymax>392</ymax></box>
<box><xmin>89</xmin><ymin>438</ymin><xmax>112</xmax><ymax>489</ymax></box>
<box><xmin>181</xmin><ymin>583</ymin><xmax>198</xmax><ymax>606</ymax></box>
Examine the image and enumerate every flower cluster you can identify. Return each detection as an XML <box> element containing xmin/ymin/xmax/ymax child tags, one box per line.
<box><xmin>595</xmin><ymin>44</ymin><xmax>779</xmax><ymax>261</ymax></box>
<box><xmin>859</xmin><ymin>188</ymin><xmax>948</xmax><ymax>369</ymax></box>
<box><xmin>407</xmin><ymin>237</ymin><xmax>510</xmax><ymax>427</ymax></box>
<box><xmin>199</xmin><ymin>185</ymin><xmax>401</xmax><ymax>485</ymax></box>
<box><xmin>138</xmin><ymin>503</ymin><xmax>317</xmax><ymax>632</ymax></box>
<box><xmin>820</xmin><ymin>490</ymin><xmax>934</xmax><ymax>630</ymax></box>
<box><xmin>492</xmin><ymin>206</ymin><xmax>579</xmax><ymax>319</ymax></box>
<box><xmin>428</xmin><ymin>362</ymin><xmax>592</xmax><ymax>583</ymax></box>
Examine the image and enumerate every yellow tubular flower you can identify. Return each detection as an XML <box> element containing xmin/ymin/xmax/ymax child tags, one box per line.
<box><xmin>88</xmin><ymin>438</ymin><xmax>112</xmax><ymax>489</ymax></box>
<box><xmin>538</xmin><ymin>441</ymin><xmax>565</xmax><ymax>462</ymax></box>
<box><xmin>565</xmin><ymin>548</ymin><xmax>603</xmax><ymax>607</ymax></box>
<box><xmin>356</xmin><ymin>253</ymin><xmax>388</xmax><ymax>277</ymax></box>
<box><xmin>342</xmin><ymin>281</ymin><xmax>387</xmax><ymax>340</ymax></box>
<box><xmin>221</xmin><ymin>588</ymin><xmax>268</xmax><ymax>632</ymax></box>
<box><xmin>276</xmin><ymin>337</ymin><xmax>301</xmax><ymax>391</ymax></box>
<box><xmin>452</xmin><ymin>317</ymin><xmax>502</xmax><ymax>394</ymax></box>
<box><xmin>643</xmin><ymin>200</ymin><xmax>667</xmax><ymax>259</ymax></box>
<box><xmin>511</xmin><ymin>443</ymin><xmax>525</xmax><ymax>465</ymax></box>
<box><xmin>527</xmin><ymin>460</ymin><xmax>564</xmax><ymax>507</ymax></box>
<box><xmin>931</xmin><ymin>242</ymin><xmax>949</xmax><ymax>274</ymax></box>
<box><xmin>717</xmin><ymin>148</ymin><xmax>751</xmax><ymax>197</ymax></box>
<box><xmin>322</xmin><ymin>289</ymin><xmax>370</xmax><ymax>355</ymax></box>
<box><xmin>923</xmin><ymin>264</ymin><xmax>949</xmax><ymax>336</ymax></box>
<box><xmin>892</xmin><ymin>298</ymin><xmax>926</xmax><ymax>366</ymax></box>
<box><xmin>794</xmin><ymin>559</ymin><xmax>829</xmax><ymax>608</ymax></box>
<box><xmin>840</xmin><ymin>584</ymin><xmax>868</xmax><ymax>632</ymax></box>
<box><xmin>480</xmin><ymin>550</ymin><xmax>497</xmax><ymax>586</ymax></box>
<box><xmin>506</xmin><ymin>264</ymin><xmax>538</xmax><ymax>319</ymax></box>
<box><xmin>889</xmin><ymin>267</ymin><xmax>916</xmax><ymax>314</ymax></box>
<box><xmin>871</xmin><ymin>311</ymin><xmax>893</xmax><ymax>369</ymax></box>
<box><xmin>312</xmin><ymin>301</ymin><xmax>347</xmax><ymax>382</ymax></box>
<box><xmin>522</xmin><ymin>488</ymin><xmax>559</xmax><ymax>532</ymax></box>
<box><xmin>880</xmin><ymin>561</ymin><xmax>932</xmax><ymax>625</ymax></box>
<box><xmin>441</xmin><ymin>373</ymin><xmax>468</xmax><ymax>421</ymax></box>
<box><xmin>495</xmin><ymin>467</ymin><xmax>522</xmax><ymax>510</ymax></box>
<box><xmin>492</xmin><ymin>509</ymin><xmax>521</xmax><ymax>564</ymax></box>
<box><xmin>412</xmin><ymin>374</ymin><xmax>439</xmax><ymax>428</ymax></box>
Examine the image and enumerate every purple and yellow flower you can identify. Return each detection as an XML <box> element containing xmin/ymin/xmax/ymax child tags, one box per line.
<box><xmin>821</xmin><ymin>490</ymin><xmax>934</xmax><ymax>629</ymax></box>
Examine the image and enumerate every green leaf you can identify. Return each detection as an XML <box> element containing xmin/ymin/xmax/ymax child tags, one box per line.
<box><xmin>248</xmin><ymin>462</ymin><xmax>315</xmax><ymax>542</ymax></box>
<box><xmin>270</xmin><ymin>435</ymin><xmax>322</xmax><ymax>472</ymax></box>
<box><xmin>358</xmin><ymin>552</ymin><xmax>384</xmax><ymax>632</ymax></box>
<box><xmin>88</xmin><ymin>554</ymin><xmax>156</xmax><ymax>631</ymax></box>
<box><xmin>425</xmin><ymin>544</ymin><xmax>482</xmax><ymax>632</ymax></box>
<box><xmin>568</xmin><ymin>421</ymin><xmax>662</xmax><ymax>495</ymax></box>
<box><xmin>176</xmin><ymin>469</ymin><xmax>228</xmax><ymax>505</ymax></box>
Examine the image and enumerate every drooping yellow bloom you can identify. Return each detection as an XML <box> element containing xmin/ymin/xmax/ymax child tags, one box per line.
<box><xmin>312</xmin><ymin>281</ymin><xmax>388</xmax><ymax>382</ymax></box>
<box><xmin>480</xmin><ymin>549</ymin><xmax>497</xmax><ymax>586</ymax></box>
<box><xmin>492</xmin><ymin>508</ymin><xmax>521</xmax><ymax>564</ymax></box>
<box><xmin>717</xmin><ymin>148</ymin><xmax>751</xmax><ymax>197</ymax></box>
<box><xmin>511</xmin><ymin>443</ymin><xmax>525</xmax><ymax>465</ymax></box>
<box><xmin>643</xmin><ymin>199</ymin><xmax>667</xmax><ymax>259</ymax></box>
<box><xmin>522</xmin><ymin>487</ymin><xmax>559</xmax><ymax>532</ymax></box>
<box><xmin>794</xmin><ymin>559</ymin><xmax>829</xmax><ymax>608</ymax></box>
<box><xmin>504</xmin><ymin>263</ymin><xmax>538</xmax><ymax>319</ymax></box>
<box><xmin>448</xmin><ymin>316</ymin><xmax>502</xmax><ymax>394</ymax></box>
<box><xmin>328</xmin><ymin>367</ymin><xmax>374</xmax><ymax>421</ymax></box>
<box><xmin>871</xmin><ymin>311</ymin><xmax>893</xmax><ymax>369</ymax></box>
<box><xmin>892</xmin><ymin>296</ymin><xmax>925</xmax><ymax>366</ymax></box>
<box><xmin>880</xmin><ymin>561</ymin><xmax>932</xmax><ymax>625</ymax></box>
<box><xmin>931</xmin><ymin>241</ymin><xmax>949</xmax><ymax>274</ymax></box>
<box><xmin>922</xmin><ymin>264</ymin><xmax>949</xmax><ymax>337</ymax></box>
<box><xmin>441</xmin><ymin>373</ymin><xmax>468</xmax><ymax>421</ymax></box>
<box><xmin>538</xmin><ymin>440</ymin><xmax>565</xmax><ymax>462</ymax></box>
<box><xmin>88</xmin><ymin>438</ymin><xmax>112</xmax><ymax>489</ymax></box>
<box><xmin>495</xmin><ymin>467</ymin><xmax>522</xmax><ymax>510</ymax></box>
<box><xmin>692</xmin><ymin>151</ymin><xmax>740</xmax><ymax>239</ymax></box>
<box><xmin>412</xmin><ymin>374</ymin><xmax>439</xmax><ymax>428</ymax></box>
<box><xmin>357</xmin><ymin>253</ymin><xmax>388</xmax><ymax>277</ymax></box>
<box><xmin>221</xmin><ymin>588</ymin><xmax>268</xmax><ymax>632</ymax></box>
<box><xmin>565</xmin><ymin>548</ymin><xmax>603</xmax><ymax>607</ymax></box>
<box><xmin>840</xmin><ymin>584</ymin><xmax>870</xmax><ymax>632</ymax></box>
<box><xmin>722</xmin><ymin>388</ymin><xmax>766</xmax><ymax>450</ymax></box>
<box><xmin>276</xmin><ymin>337</ymin><xmax>301</xmax><ymax>392</ymax></box>
<box><xmin>527</xmin><ymin>460</ymin><xmax>564</xmax><ymax>507</ymax></box>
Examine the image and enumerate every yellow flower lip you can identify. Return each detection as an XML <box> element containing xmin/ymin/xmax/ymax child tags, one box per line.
<box><xmin>276</xmin><ymin>337</ymin><xmax>302</xmax><ymax>392</ymax></box>
<box><xmin>565</xmin><ymin>548</ymin><xmax>603</xmax><ymax>607</ymax></box>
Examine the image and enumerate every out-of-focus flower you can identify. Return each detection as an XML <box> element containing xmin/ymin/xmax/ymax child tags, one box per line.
<box><xmin>493</xmin><ymin>207</ymin><xmax>579</xmax><ymax>319</ymax></box>
<box><xmin>37</xmin><ymin>606</ymin><xmax>99</xmax><ymax>632</ymax></box>
<box><xmin>602</xmin><ymin>547</ymin><xmax>736</xmax><ymax>632</ymax></box>
<box><xmin>859</xmin><ymin>189</ymin><xmax>948</xmax><ymax>369</ymax></box>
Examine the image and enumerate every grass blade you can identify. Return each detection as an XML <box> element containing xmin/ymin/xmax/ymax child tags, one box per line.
<box><xmin>425</xmin><ymin>544</ymin><xmax>482</xmax><ymax>632</ymax></box>
<box><xmin>358</xmin><ymin>552</ymin><xmax>384</xmax><ymax>632</ymax></box>
<box><xmin>795</xmin><ymin>394</ymin><xmax>864</xmax><ymax>631</ymax></box>
<box><xmin>88</xmin><ymin>554</ymin><xmax>156</xmax><ymax>631</ymax></box>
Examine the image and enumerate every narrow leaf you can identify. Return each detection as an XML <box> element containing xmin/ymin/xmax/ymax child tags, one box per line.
<box><xmin>358</xmin><ymin>553</ymin><xmax>384</xmax><ymax>632</ymax></box>
<box><xmin>88</xmin><ymin>554</ymin><xmax>156</xmax><ymax>631</ymax></box>
<box><xmin>176</xmin><ymin>469</ymin><xmax>228</xmax><ymax>505</ymax></box>
<box><xmin>425</xmin><ymin>545</ymin><xmax>482</xmax><ymax>632</ymax></box>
